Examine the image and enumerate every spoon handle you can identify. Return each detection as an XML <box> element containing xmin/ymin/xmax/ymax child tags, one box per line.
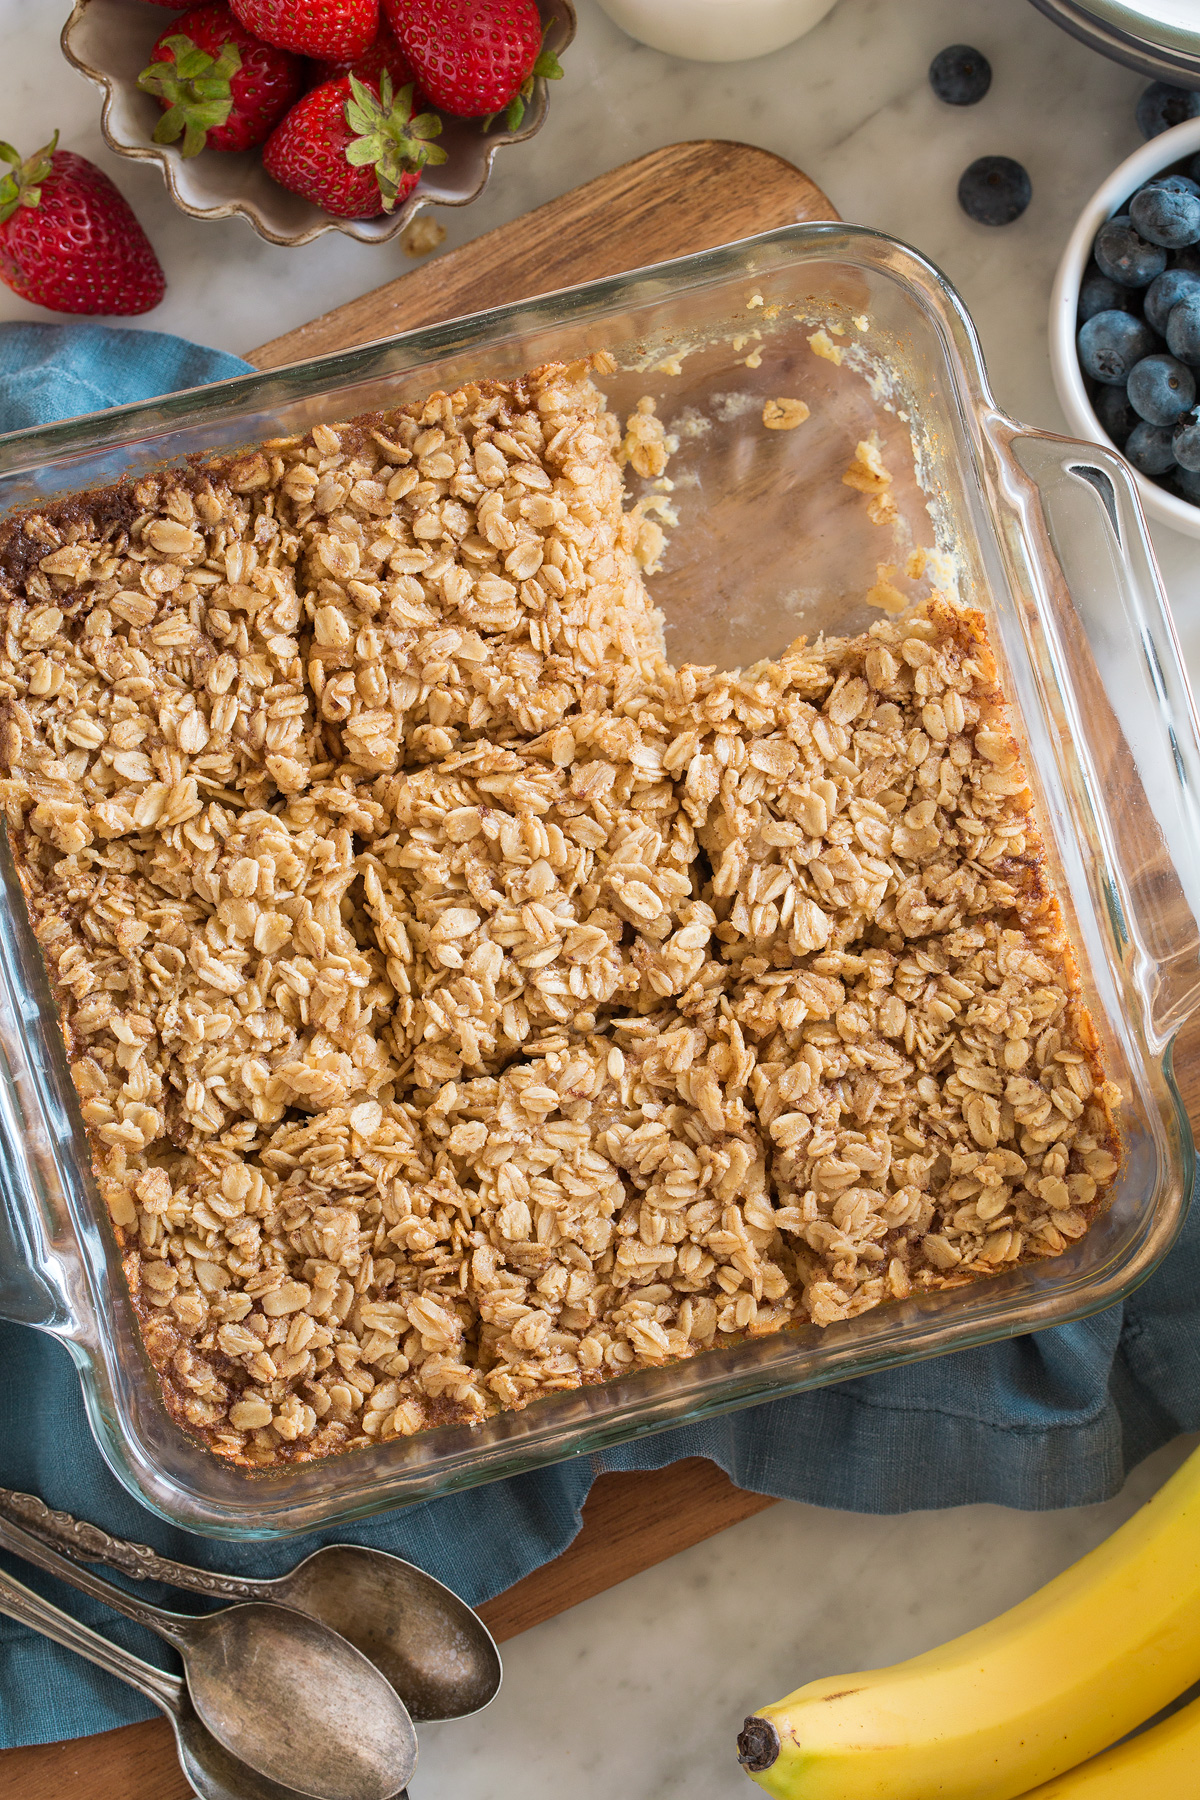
<box><xmin>0</xmin><ymin>1564</ymin><xmax>184</xmax><ymax>1715</ymax></box>
<box><xmin>0</xmin><ymin>1508</ymin><xmax>195</xmax><ymax>1651</ymax></box>
<box><xmin>0</xmin><ymin>1487</ymin><xmax>268</xmax><ymax>1600</ymax></box>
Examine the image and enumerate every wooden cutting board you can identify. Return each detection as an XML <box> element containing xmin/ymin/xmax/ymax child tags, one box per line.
<box><xmin>248</xmin><ymin>138</ymin><xmax>836</xmax><ymax>369</ymax></box>
<box><xmin>2</xmin><ymin>139</ymin><xmax>835</xmax><ymax>1800</ymax></box>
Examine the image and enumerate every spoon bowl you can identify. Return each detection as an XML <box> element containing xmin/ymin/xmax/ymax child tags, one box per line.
<box><xmin>179</xmin><ymin>1600</ymin><xmax>418</xmax><ymax>1800</ymax></box>
<box><xmin>272</xmin><ymin>1543</ymin><xmax>501</xmax><ymax>1722</ymax></box>
<box><xmin>173</xmin><ymin>1692</ymin><xmax>330</xmax><ymax>1800</ymax></box>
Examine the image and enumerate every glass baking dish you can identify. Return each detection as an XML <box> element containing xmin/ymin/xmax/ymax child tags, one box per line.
<box><xmin>2</xmin><ymin>223</ymin><xmax>1199</xmax><ymax>1539</ymax></box>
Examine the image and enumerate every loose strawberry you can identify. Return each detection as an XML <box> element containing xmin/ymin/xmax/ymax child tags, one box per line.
<box><xmin>0</xmin><ymin>135</ymin><xmax>165</xmax><ymax>316</ymax></box>
<box><xmin>230</xmin><ymin>0</ymin><xmax>378</xmax><ymax>63</ymax></box>
<box><xmin>138</xmin><ymin>3</ymin><xmax>305</xmax><ymax>156</ymax></box>
<box><xmin>263</xmin><ymin>68</ymin><xmax>445</xmax><ymax>218</ymax></box>
<box><xmin>383</xmin><ymin>0</ymin><xmax>562</xmax><ymax>129</ymax></box>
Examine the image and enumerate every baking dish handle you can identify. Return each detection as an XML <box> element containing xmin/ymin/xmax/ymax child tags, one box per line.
<box><xmin>1004</xmin><ymin>428</ymin><xmax>1200</xmax><ymax>1051</ymax></box>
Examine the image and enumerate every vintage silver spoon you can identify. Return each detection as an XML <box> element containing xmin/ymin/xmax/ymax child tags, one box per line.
<box><xmin>0</xmin><ymin>1486</ymin><xmax>500</xmax><ymax>1722</ymax></box>
<box><xmin>0</xmin><ymin>1510</ymin><xmax>417</xmax><ymax>1800</ymax></box>
<box><xmin>0</xmin><ymin>1562</ymin><xmax>326</xmax><ymax>1800</ymax></box>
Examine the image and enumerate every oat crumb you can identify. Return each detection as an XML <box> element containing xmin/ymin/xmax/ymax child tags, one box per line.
<box><xmin>619</xmin><ymin>396</ymin><xmax>671</xmax><ymax>479</ymax></box>
<box><xmin>402</xmin><ymin>216</ymin><xmax>446</xmax><ymax>258</ymax></box>
<box><xmin>762</xmin><ymin>397</ymin><xmax>811</xmax><ymax>431</ymax></box>
<box><xmin>808</xmin><ymin>329</ymin><xmax>844</xmax><ymax>365</ymax></box>
<box><xmin>866</xmin><ymin>562</ymin><xmax>909</xmax><ymax>612</ymax></box>
<box><xmin>844</xmin><ymin>434</ymin><xmax>899</xmax><ymax>527</ymax></box>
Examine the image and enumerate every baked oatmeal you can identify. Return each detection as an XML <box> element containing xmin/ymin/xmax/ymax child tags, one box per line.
<box><xmin>0</xmin><ymin>357</ymin><xmax>1118</xmax><ymax>1465</ymax></box>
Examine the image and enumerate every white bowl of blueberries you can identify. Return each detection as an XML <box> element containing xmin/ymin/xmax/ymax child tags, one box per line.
<box><xmin>1052</xmin><ymin>114</ymin><xmax>1200</xmax><ymax>538</ymax></box>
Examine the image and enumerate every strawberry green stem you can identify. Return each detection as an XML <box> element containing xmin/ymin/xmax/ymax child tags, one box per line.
<box><xmin>343</xmin><ymin>72</ymin><xmax>447</xmax><ymax>213</ymax></box>
<box><xmin>0</xmin><ymin>133</ymin><xmax>59</xmax><ymax>226</ymax></box>
<box><xmin>137</xmin><ymin>36</ymin><xmax>242</xmax><ymax>159</ymax></box>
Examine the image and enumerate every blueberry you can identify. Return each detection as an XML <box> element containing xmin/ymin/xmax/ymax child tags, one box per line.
<box><xmin>1167</xmin><ymin>294</ymin><xmax>1200</xmax><ymax>364</ymax></box>
<box><xmin>1078</xmin><ymin>310</ymin><xmax>1157</xmax><ymax>384</ymax></box>
<box><xmin>1091</xmin><ymin>382</ymin><xmax>1140</xmax><ymax>447</ymax></box>
<box><xmin>1173</xmin><ymin>407</ymin><xmax>1200</xmax><ymax>470</ymax></box>
<box><xmin>1080</xmin><ymin>263</ymin><xmax>1138</xmax><ymax>322</ymax></box>
<box><xmin>1094</xmin><ymin>216</ymin><xmax>1168</xmax><ymax>286</ymax></box>
<box><xmin>1130</xmin><ymin>183</ymin><xmax>1200</xmax><ymax>247</ymax></box>
<box><xmin>929</xmin><ymin>45</ymin><xmax>992</xmax><ymax>105</ymax></box>
<box><xmin>958</xmin><ymin>156</ymin><xmax>1031</xmax><ymax>226</ymax></box>
<box><xmin>1173</xmin><ymin>463</ymin><xmax>1200</xmax><ymax>501</ymax></box>
<box><xmin>1136</xmin><ymin>82</ymin><xmax>1200</xmax><ymax>139</ymax></box>
<box><xmin>1144</xmin><ymin>266</ymin><xmax>1200</xmax><ymax>333</ymax></box>
<box><xmin>1146</xmin><ymin>172</ymin><xmax>1200</xmax><ymax>199</ymax></box>
<box><xmin>1125</xmin><ymin>420</ymin><xmax>1177</xmax><ymax>474</ymax></box>
<box><xmin>1127</xmin><ymin>352</ymin><xmax>1196</xmax><ymax>423</ymax></box>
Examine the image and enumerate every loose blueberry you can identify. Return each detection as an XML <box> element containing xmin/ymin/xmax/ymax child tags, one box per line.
<box><xmin>1173</xmin><ymin>407</ymin><xmax>1200</xmax><ymax>470</ymax></box>
<box><xmin>1078</xmin><ymin>310</ymin><xmax>1157</xmax><ymax>384</ymax></box>
<box><xmin>1136</xmin><ymin>82</ymin><xmax>1200</xmax><ymax>139</ymax></box>
<box><xmin>1127</xmin><ymin>352</ymin><xmax>1196</xmax><ymax>424</ymax></box>
<box><xmin>1173</xmin><ymin>463</ymin><xmax>1200</xmax><ymax>501</ymax></box>
<box><xmin>929</xmin><ymin>45</ymin><xmax>992</xmax><ymax>105</ymax></box>
<box><xmin>1144</xmin><ymin>267</ymin><xmax>1200</xmax><ymax>334</ymax></box>
<box><xmin>1094</xmin><ymin>216</ymin><xmax>1168</xmax><ymax>287</ymax></box>
<box><xmin>1125</xmin><ymin>420</ymin><xmax>1177</xmax><ymax>475</ymax></box>
<box><xmin>958</xmin><ymin>156</ymin><xmax>1031</xmax><ymax>226</ymax></box>
<box><xmin>1080</xmin><ymin>263</ymin><xmax>1138</xmax><ymax>322</ymax></box>
<box><xmin>1091</xmin><ymin>382</ymin><xmax>1140</xmax><ymax>447</ymax></box>
<box><xmin>1167</xmin><ymin>294</ymin><xmax>1200</xmax><ymax>365</ymax></box>
<box><xmin>1130</xmin><ymin>183</ymin><xmax>1200</xmax><ymax>247</ymax></box>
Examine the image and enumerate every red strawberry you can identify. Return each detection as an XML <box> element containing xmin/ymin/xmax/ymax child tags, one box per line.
<box><xmin>138</xmin><ymin>3</ymin><xmax>305</xmax><ymax>156</ymax></box>
<box><xmin>230</xmin><ymin>0</ymin><xmax>378</xmax><ymax>63</ymax></box>
<box><xmin>0</xmin><ymin>135</ymin><xmax>165</xmax><ymax>316</ymax></box>
<box><xmin>383</xmin><ymin>0</ymin><xmax>562</xmax><ymax>128</ymax></box>
<box><xmin>263</xmin><ymin>68</ymin><xmax>445</xmax><ymax>218</ymax></box>
<box><xmin>310</xmin><ymin>21</ymin><xmax>422</xmax><ymax>96</ymax></box>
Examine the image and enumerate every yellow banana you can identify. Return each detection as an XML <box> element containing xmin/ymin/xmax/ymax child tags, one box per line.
<box><xmin>1018</xmin><ymin>1692</ymin><xmax>1200</xmax><ymax>1797</ymax></box>
<box><xmin>737</xmin><ymin>1442</ymin><xmax>1200</xmax><ymax>1800</ymax></box>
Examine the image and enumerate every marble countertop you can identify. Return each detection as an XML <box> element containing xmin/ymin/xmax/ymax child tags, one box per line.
<box><xmin>2</xmin><ymin>0</ymin><xmax>1199</xmax><ymax>1794</ymax></box>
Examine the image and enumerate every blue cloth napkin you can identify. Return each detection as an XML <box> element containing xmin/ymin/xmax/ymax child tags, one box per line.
<box><xmin>2</xmin><ymin>321</ymin><xmax>1199</xmax><ymax>1750</ymax></box>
